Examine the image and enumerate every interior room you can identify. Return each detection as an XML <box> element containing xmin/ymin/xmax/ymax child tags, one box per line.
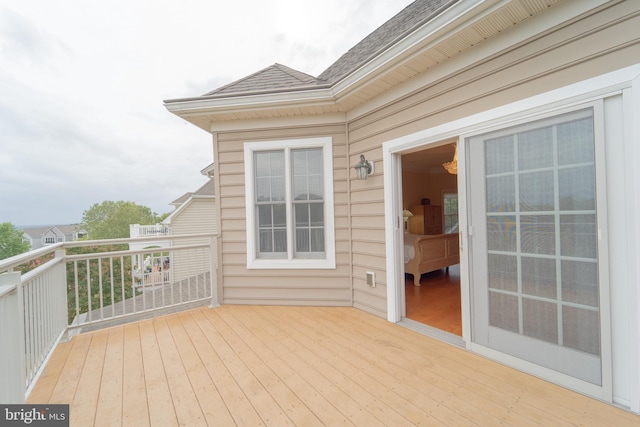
<box><xmin>401</xmin><ymin>142</ymin><xmax>461</xmax><ymax>336</ymax></box>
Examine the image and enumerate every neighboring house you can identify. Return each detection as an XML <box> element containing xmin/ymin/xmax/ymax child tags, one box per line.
<box><xmin>163</xmin><ymin>170</ymin><xmax>217</xmax><ymax>237</ymax></box>
<box><xmin>130</xmin><ymin>169</ymin><xmax>217</xmax><ymax>286</ymax></box>
<box><xmin>21</xmin><ymin>225</ymin><xmax>86</xmax><ymax>250</ymax></box>
<box><xmin>163</xmin><ymin>173</ymin><xmax>217</xmax><ymax>284</ymax></box>
<box><xmin>164</xmin><ymin>0</ymin><xmax>640</xmax><ymax>414</ymax></box>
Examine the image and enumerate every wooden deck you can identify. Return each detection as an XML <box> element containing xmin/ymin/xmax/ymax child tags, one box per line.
<box><xmin>28</xmin><ymin>305</ymin><xmax>639</xmax><ymax>426</ymax></box>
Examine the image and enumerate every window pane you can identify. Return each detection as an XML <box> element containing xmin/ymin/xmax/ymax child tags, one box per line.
<box><xmin>489</xmin><ymin>291</ymin><xmax>519</xmax><ymax>332</ymax></box>
<box><xmin>273</xmin><ymin>229</ymin><xmax>287</xmax><ymax>252</ymax></box>
<box><xmin>311</xmin><ymin>228</ymin><xmax>324</xmax><ymax>252</ymax></box>
<box><xmin>522</xmin><ymin>257</ymin><xmax>557</xmax><ymax>299</ymax></box>
<box><xmin>295</xmin><ymin>204</ymin><xmax>309</xmax><ymax>227</ymax></box>
<box><xmin>486</xmin><ymin>136</ymin><xmax>514</xmax><ymax>174</ymax></box>
<box><xmin>560</xmin><ymin>214</ymin><xmax>597</xmax><ymax>258</ymax></box>
<box><xmin>259</xmin><ymin>230</ymin><xmax>272</xmax><ymax>252</ymax></box>
<box><xmin>296</xmin><ymin>229</ymin><xmax>310</xmax><ymax>252</ymax></box>
<box><xmin>488</xmin><ymin>253</ymin><xmax>517</xmax><ymax>292</ymax></box>
<box><xmin>310</xmin><ymin>203</ymin><xmax>324</xmax><ymax>226</ymax></box>
<box><xmin>519</xmin><ymin>171</ymin><xmax>554</xmax><ymax>212</ymax></box>
<box><xmin>523</xmin><ymin>298</ymin><xmax>558</xmax><ymax>344</ymax></box>
<box><xmin>273</xmin><ymin>204</ymin><xmax>286</xmax><ymax>227</ymax></box>
<box><xmin>561</xmin><ymin>260</ymin><xmax>598</xmax><ymax>307</ymax></box>
<box><xmin>258</xmin><ymin>205</ymin><xmax>272</xmax><ymax>227</ymax></box>
<box><xmin>557</xmin><ymin>117</ymin><xmax>594</xmax><ymax>166</ymax></box>
<box><xmin>256</xmin><ymin>177</ymin><xmax>271</xmax><ymax>202</ymax></box>
<box><xmin>271</xmin><ymin>177</ymin><xmax>285</xmax><ymax>201</ymax></box>
<box><xmin>487</xmin><ymin>215</ymin><xmax>517</xmax><ymax>252</ymax></box>
<box><xmin>308</xmin><ymin>176</ymin><xmax>323</xmax><ymax>200</ymax></box>
<box><xmin>559</xmin><ymin>166</ymin><xmax>595</xmax><ymax>211</ymax></box>
<box><xmin>487</xmin><ymin>176</ymin><xmax>515</xmax><ymax>212</ymax></box>
<box><xmin>518</xmin><ymin>127</ymin><xmax>553</xmax><ymax>170</ymax></box>
<box><xmin>292</xmin><ymin>148</ymin><xmax>323</xmax><ymax>201</ymax></box>
<box><xmin>520</xmin><ymin>215</ymin><xmax>555</xmax><ymax>255</ymax></box>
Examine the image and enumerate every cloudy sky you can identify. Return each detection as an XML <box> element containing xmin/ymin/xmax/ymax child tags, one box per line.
<box><xmin>0</xmin><ymin>0</ymin><xmax>412</xmax><ymax>227</ymax></box>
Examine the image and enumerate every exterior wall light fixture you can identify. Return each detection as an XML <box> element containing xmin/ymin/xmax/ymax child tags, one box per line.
<box><xmin>354</xmin><ymin>154</ymin><xmax>373</xmax><ymax>180</ymax></box>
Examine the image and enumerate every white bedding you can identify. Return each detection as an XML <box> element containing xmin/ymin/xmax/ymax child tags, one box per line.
<box><xmin>404</xmin><ymin>234</ymin><xmax>419</xmax><ymax>263</ymax></box>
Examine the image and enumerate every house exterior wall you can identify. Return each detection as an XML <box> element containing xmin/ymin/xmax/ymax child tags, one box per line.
<box><xmin>214</xmin><ymin>124</ymin><xmax>354</xmax><ymax>306</ymax></box>
<box><xmin>208</xmin><ymin>2</ymin><xmax>640</xmax><ymax>318</ymax></box>
<box><xmin>347</xmin><ymin>0</ymin><xmax>640</xmax><ymax>317</ymax></box>
<box><xmin>346</xmin><ymin>1</ymin><xmax>639</xmax><ymax>409</ymax></box>
<box><xmin>169</xmin><ymin>198</ymin><xmax>217</xmax><ymax>285</ymax></box>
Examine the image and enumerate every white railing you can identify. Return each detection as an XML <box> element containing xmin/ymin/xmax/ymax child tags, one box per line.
<box><xmin>129</xmin><ymin>223</ymin><xmax>172</xmax><ymax>238</ymax></box>
<box><xmin>0</xmin><ymin>234</ymin><xmax>218</xmax><ymax>403</ymax></box>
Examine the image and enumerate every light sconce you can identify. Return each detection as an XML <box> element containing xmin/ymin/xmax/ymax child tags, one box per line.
<box><xmin>354</xmin><ymin>154</ymin><xmax>374</xmax><ymax>180</ymax></box>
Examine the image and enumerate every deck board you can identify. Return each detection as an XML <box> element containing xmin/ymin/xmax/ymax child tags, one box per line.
<box><xmin>28</xmin><ymin>305</ymin><xmax>640</xmax><ymax>426</ymax></box>
<box><xmin>121</xmin><ymin>323</ymin><xmax>150</xmax><ymax>427</ymax></box>
<box><xmin>138</xmin><ymin>319</ymin><xmax>178</xmax><ymax>426</ymax></box>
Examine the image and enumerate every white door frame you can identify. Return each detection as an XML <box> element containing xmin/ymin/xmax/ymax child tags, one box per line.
<box><xmin>383</xmin><ymin>64</ymin><xmax>640</xmax><ymax>407</ymax></box>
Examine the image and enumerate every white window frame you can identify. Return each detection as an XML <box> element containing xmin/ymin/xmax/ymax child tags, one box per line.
<box><xmin>244</xmin><ymin>137</ymin><xmax>336</xmax><ymax>269</ymax></box>
<box><xmin>442</xmin><ymin>190</ymin><xmax>458</xmax><ymax>234</ymax></box>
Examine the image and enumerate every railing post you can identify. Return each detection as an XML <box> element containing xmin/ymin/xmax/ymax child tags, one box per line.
<box><xmin>209</xmin><ymin>237</ymin><xmax>219</xmax><ymax>308</ymax></box>
<box><xmin>0</xmin><ymin>272</ymin><xmax>26</xmax><ymax>404</ymax></box>
<box><xmin>55</xmin><ymin>250</ymin><xmax>68</xmax><ymax>329</ymax></box>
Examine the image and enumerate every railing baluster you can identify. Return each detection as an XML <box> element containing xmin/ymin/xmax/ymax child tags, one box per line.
<box><xmin>86</xmin><ymin>259</ymin><xmax>92</xmax><ymax>322</ymax></box>
<box><xmin>74</xmin><ymin>260</ymin><xmax>80</xmax><ymax>325</ymax></box>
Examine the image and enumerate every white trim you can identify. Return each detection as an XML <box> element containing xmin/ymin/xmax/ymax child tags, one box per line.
<box><xmin>244</xmin><ymin>137</ymin><xmax>336</xmax><ymax>270</ymax></box>
<box><xmin>383</xmin><ymin>63</ymin><xmax>640</xmax><ymax>406</ymax></box>
<box><xmin>627</xmin><ymin>73</ymin><xmax>640</xmax><ymax>414</ymax></box>
<box><xmin>384</xmin><ymin>150</ymin><xmax>403</xmax><ymax>322</ymax></box>
<box><xmin>469</xmin><ymin>342</ymin><xmax>610</xmax><ymax>401</ymax></box>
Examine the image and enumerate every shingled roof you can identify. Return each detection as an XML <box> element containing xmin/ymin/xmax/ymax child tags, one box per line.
<box><xmin>204</xmin><ymin>64</ymin><xmax>327</xmax><ymax>97</ymax></box>
<box><xmin>170</xmin><ymin>178</ymin><xmax>216</xmax><ymax>206</ymax></box>
<box><xmin>318</xmin><ymin>0</ymin><xmax>455</xmax><ymax>83</ymax></box>
<box><xmin>201</xmin><ymin>0</ymin><xmax>456</xmax><ymax>97</ymax></box>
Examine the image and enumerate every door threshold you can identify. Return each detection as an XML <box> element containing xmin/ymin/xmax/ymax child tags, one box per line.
<box><xmin>399</xmin><ymin>318</ymin><xmax>465</xmax><ymax>348</ymax></box>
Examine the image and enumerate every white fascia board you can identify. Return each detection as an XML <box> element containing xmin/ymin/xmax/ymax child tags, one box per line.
<box><xmin>332</xmin><ymin>0</ymin><xmax>493</xmax><ymax>99</ymax></box>
<box><xmin>165</xmin><ymin>87</ymin><xmax>335</xmax><ymax>115</ymax></box>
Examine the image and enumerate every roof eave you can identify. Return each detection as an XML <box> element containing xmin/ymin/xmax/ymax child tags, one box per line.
<box><xmin>164</xmin><ymin>0</ymin><xmax>504</xmax><ymax>124</ymax></box>
<box><xmin>164</xmin><ymin>87</ymin><xmax>336</xmax><ymax>117</ymax></box>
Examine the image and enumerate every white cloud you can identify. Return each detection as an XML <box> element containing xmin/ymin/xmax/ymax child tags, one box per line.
<box><xmin>0</xmin><ymin>0</ymin><xmax>412</xmax><ymax>226</ymax></box>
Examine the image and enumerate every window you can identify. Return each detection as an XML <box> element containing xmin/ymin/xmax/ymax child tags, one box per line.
<box><xmin>43</xmin><ymin>237</ymin><xmax>55</xmax><ymax>245</ymax></box>
<box><xmin>244</xmin><ymin>137</ymin><xmax>335</xmax><ymax>269</ymax></box>
<box><xmin>443</xmin><ymin>192</ymin><xmax>458</xmax><ymax>233</ymax></box>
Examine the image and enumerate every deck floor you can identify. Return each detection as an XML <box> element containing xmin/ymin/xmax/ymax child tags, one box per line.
<box><xmin>28</xmin><ymin>305</ymin><xmax>639</xmax><ymax>426</ymax></box>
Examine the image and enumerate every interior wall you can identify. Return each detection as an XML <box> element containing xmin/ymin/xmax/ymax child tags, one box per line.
<box><xmin>404</xmin><ymin>169</ymin><xmax>457</xmax><ymax>208</ymax></box>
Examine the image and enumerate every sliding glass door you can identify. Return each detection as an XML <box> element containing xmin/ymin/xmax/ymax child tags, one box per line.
<box><xmin>468</xmin><ymin>107</ymin><xmax>607</xmax><ymax>385</ymax></box>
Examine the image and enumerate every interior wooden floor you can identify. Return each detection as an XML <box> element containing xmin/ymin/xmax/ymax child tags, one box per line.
<box><xmin>405</xmin><ymin>264</ymin><xmax>462</xmax><ymax>335</ymax></box>
<box><xmin>28</xmin><ymin>305</ymin><xmax>639</xmax><ymax>426</ymax></box>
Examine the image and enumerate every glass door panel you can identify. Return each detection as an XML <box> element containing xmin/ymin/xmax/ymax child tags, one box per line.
<box><xmin>469</xmin><ymin>108</ymin><xmax>603</xmax><ymax>385</ymax></box>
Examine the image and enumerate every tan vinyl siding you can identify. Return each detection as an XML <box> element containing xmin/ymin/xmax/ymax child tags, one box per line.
<box><xmin>347</xmin><ymin>1</ymin><xmax>640</xmax><ymax>317</ymax></box>
<box><xmin>170</xmin><ymin>198</ymin><xmax>217</xmax><ymax>284</ymax></box>
<box><xmin>216</xmin><ymin>124</ymin><xmax>351</xmax><ymax>306</ymax></box>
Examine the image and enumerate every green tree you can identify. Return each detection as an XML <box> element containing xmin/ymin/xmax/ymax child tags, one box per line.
<box><xmin>81</xmin><ymin>201</ymin><xmax>159</xmax><ymax>239</ymax></box>
<box><xmin>0</xmin><ymin>222</ymin><xmax>31</xmax><ymax>260</ymax></box>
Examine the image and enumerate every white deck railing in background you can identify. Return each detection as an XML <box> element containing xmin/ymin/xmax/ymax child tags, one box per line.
<box><xmin>129</xmin><ymin>223</ymin><xmax>172</xmax><ymax>238</ymax></box>
<box><xmin>0</xmin><ymin>234</ymin><xmax>218</xmax><ymax>403</ymax></box>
